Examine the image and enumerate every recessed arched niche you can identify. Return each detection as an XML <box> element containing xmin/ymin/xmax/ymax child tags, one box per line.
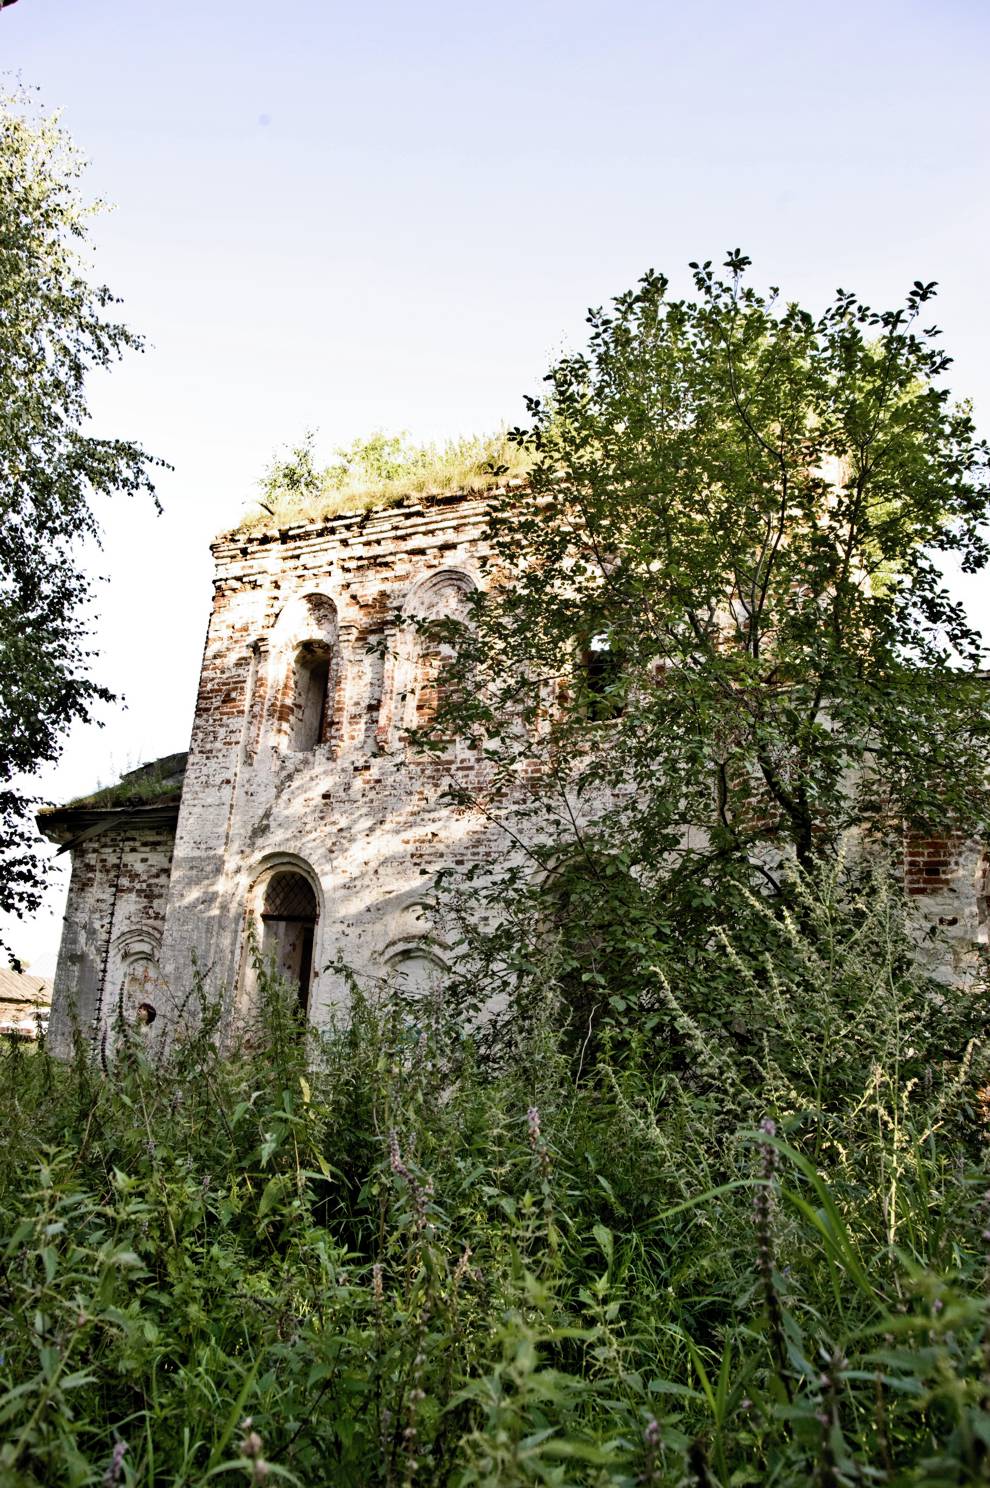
<box><xmin>378</xmin><ymin>568</ymin><xmax>477</xmax><ymax>751</ymax></box>
<box><xmin>113</xmin><ymin>927</ymin><xmax>164</xmax><ymax>1030</ymax></box>
<box><xmin>267</xmin><ymin>593</ymin><xmax>340</xmax><ymax>755</ymax></box>
<box><xmin>383</xmin><ymin>940</ymin><xmax>449</xmax><ymax>1003</ymax></box>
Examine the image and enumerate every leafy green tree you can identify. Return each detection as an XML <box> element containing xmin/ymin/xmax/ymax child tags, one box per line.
<box><xmin>0</xmin><ymin>91</ymin><xmax>159</xmax><ymax>941</ymax></box>
<box><xmin>427</xmin><ymin>254</ymin><xmax>990</xmax><ymax>1026</ymax></box>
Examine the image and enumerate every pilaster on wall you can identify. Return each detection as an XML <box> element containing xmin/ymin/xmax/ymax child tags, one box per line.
<box><xmin>160</xmin><ymin>574</ymin><xmax>269</xmax><ymax>994</ymax></box>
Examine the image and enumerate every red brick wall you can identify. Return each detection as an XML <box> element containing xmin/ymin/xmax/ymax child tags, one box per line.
<box><xmin>904</xmin><ymin>831</ymin><xmax>961</xmax><ymax>895</ymax></box>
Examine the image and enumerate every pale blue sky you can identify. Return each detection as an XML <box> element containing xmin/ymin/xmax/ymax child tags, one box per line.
<box><xmin>2</xmin><ymin>0</ymin><xmax>989</xmax><ymax>971</ymax></box>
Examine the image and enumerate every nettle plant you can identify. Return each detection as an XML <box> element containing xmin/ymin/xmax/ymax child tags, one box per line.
<box><xmin>415</xmin><ymin>254</ymin><xmax>990</xmax><ymax>1034</ymax></box>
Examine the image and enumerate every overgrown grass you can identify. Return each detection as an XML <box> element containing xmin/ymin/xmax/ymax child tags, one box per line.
<box><xmin>2</xmin><ymin>871</ymin><xmax>989</xmax><ymax>1485</ymax></box>
<box><xmin>236</xmin><ymin>431</ymin><xmax>532</xmax><ymax>534</ymax></box>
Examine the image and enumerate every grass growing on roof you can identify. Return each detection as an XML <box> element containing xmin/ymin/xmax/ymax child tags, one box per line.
<box><xmin>56</xmin><ymin>753</ymin><xmax>187</xmax><ymax>812</ymax></box>
<box><xmin>236</xmin><ymin>430</ymin><xmax>532</xmax><ymax>532</ymax></box>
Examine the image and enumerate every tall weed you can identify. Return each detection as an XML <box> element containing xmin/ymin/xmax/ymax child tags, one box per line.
<box><xmin>1</xmin><ymin>869</ymin><xmax>988</xmax><ymax>1485</ymax></box>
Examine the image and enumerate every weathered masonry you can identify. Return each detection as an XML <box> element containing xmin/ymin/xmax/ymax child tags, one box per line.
<box><xmin>42</xmin><ymin>493</ymin><xmax>511</xmax><ymax>1053</ymax></box>
<box><xmin>41</xmin><ymin>491</ymin><xmax>990</xmax><ymax>1054</ymax></box>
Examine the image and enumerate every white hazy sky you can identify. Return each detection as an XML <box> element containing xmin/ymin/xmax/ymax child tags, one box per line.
<box><xmin>2</xmin><ymin>0</ymin><xmax>989</xmax><ymax>974</ymax></box>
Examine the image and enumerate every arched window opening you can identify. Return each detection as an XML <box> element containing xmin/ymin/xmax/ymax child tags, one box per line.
<box><xmin>268</xmin><ymin>593</ymin><xmax>339</xmax><ymax>755</ymax></box>
<box><xmin>291</xmin><ymin>642</ymin><xmax>333</xmax><ymax>752</ymax></box>
<box><xmin>579</xmin><ymin>633</ymin><xmax>625</xmax><ymax>722</ymax></box>
<box><xmin>260</xmin><ymin>870</ymin><xmax>318</xmax><ymax>1017</ymax></box>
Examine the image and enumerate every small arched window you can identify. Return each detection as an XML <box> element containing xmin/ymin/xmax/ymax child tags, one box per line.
<box><xmin>290</xmin><ymin>642</ymin><xmax>334</xmax><ymax>751</ymax></box>
<box><xmin>578</xmin><ymin>632</ymin><xmax>625</xmax><ymax>722</ymax></box>
<box><xmin>268</xmin><ymin>593</ymin><xmax>339</xmax><ymax>755</ymax></box>
<box><xmin>260</xmin><ymin>869</ymin><xmax>319</xmax><ymax>1017</ymax></box>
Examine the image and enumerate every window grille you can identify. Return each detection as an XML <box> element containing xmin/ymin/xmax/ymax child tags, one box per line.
<box><xmin>261</xmin><ymin>872</ymin><xmax>318</xmax><ymax>922</ymax></box>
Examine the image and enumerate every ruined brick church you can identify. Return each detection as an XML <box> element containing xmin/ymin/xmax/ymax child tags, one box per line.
<box><xmin>42</xmin><ymin>493</ymin><xmax>510</xmax><ymax>1054</ymax></box>
<box><xmin>41</xmin><ymin>491</ymin><xmax>988</xmax><ymax>1055</ymax></box>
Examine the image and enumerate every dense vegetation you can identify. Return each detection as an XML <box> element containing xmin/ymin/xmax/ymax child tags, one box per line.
<box><xmin>2</xmin><ymin>863</ymin><xmax>989</xmax><ymax>1486</ymax></box>
<box><xmin>424</xmin><ymin>257</ymin><xmax>990</xmax><ymax>944</ymax></box>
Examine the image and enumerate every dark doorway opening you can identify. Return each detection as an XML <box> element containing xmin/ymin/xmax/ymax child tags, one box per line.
<box><xmin>580</xmin><ymin>634</ymin><xmax>625</xmax><ymax>721</ymax></box>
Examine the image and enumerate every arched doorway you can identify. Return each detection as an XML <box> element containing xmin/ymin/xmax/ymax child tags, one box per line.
<box><xmin>259</xmin><ymin>869</ymin><xmax>318</xmax><ymax>1016</ymax></box>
